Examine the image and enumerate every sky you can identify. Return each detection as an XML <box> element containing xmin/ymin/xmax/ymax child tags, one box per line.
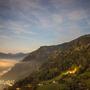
<box><xmin>0</xmin><ymin>0</ymin><xmax>90</xmax><ymax>53</ymax></box>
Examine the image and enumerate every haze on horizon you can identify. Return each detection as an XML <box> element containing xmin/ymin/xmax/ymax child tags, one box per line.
<box><xmin>0</xmin><ymin>0</ymin><xmax>90</xmax><ymax>53</ymax></box>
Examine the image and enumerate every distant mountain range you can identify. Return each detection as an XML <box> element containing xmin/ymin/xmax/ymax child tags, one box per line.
<box><xmin>2</xmin><ymin>34</ymin><xmax>90</xmax><ymax>90</ymax></box>
<box><xmin>0</xmin><ymin>52</ymin><xmax>28</xmax><ymax>60</ymax></box>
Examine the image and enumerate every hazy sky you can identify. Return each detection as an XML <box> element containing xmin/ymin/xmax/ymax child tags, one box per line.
<box><xmin>0</xmin><ymin>0</ymin><xmax>90</xmax><ymax>53</ymax></box>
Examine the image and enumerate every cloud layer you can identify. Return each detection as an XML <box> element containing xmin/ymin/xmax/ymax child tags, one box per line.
<box><xmin>0</xmin><ymin>59</ymin><xmax>18</xmax><ymax>76</ymax></box>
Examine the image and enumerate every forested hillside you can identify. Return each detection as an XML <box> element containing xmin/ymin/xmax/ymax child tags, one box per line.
<box><xmin>7</xmin><ymin>34</ymin><xmax>90</xmax><ymax>90</ymax></box>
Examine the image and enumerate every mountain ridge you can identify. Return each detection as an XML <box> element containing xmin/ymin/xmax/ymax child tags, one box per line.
<box><xmin>1</xmin><ymin>34</ymin><xmax>90</xmax><ymax>87</ymax></box>
<box><xmin>0</xmin><ymin>52</ymin><xmax>28</xmax><ymax>60</ymax></box>
<box><xmin>6</xmin><ymin>34</ymin><xmax>90</xmax><ymax>90</ymax></box>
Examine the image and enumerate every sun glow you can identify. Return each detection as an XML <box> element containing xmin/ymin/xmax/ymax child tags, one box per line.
<box><xmin>0</xmin><ymin>59</ymin><xmax>18</xmax><ymax>67</ymax></box>
<box><xmin>0</xmin><ymin>59</ymin><xmax>18</xmax><ymax>76</ymax></box>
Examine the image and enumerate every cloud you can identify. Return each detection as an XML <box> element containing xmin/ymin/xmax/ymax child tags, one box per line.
<box><xmin>0</xmin><ymin>59</ymin><xmax>17</xmax><ymax>67</ymax></box>
<box><xmin>0</xmin><ymin>20</ymin><xmax>37</xmax><ymax>36</ymax></box>
<box><xmin>0</xmin><ymin>0</ymin><xmax>90</xmax><ymax>53</ymax></box>
<box><xmin>51</xmin><ymin>0</ymin><xmax>75</xmax><ymax>5</ymax></box>
<box><xmin>0</xmin><ymin>59</ymin><xmax>18</xmax><ymax>76</ymax></box>
<box><xmin>67</xmin><ymin>10</ymin><xmax>87</xmax><ymax>21</ymax></box>
<box><xmin>9</xmin><ymin>22</ymin><xmax>36</xmax><ymax>35</ymax></box>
